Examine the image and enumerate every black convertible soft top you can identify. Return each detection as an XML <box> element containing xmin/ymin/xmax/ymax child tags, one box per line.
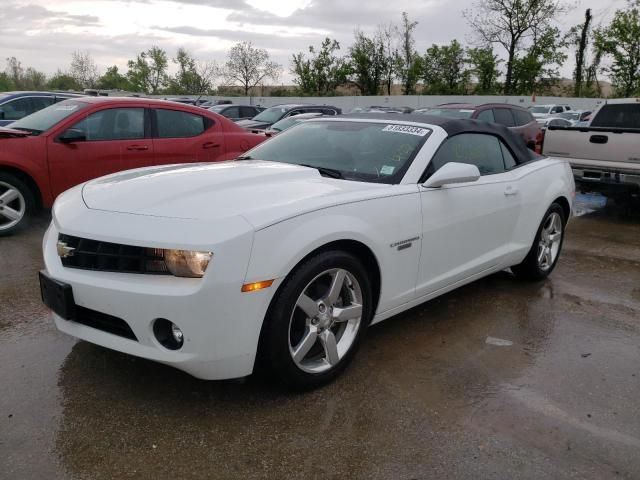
<box><xmin>341</xmin><ymin>113</ymin><xmax>539</xmax><ymax>165</ymax></box>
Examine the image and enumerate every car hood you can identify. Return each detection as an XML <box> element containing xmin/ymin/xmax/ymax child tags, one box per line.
<box><xmin>81</xmin><ymin>161</ymin><xmax>390</xmax><ymax>229</ymax></box>
<box><xmin>0</xmin><ymin>126</ymin><xmax>30</xmax><ymax>138</ymax></box>
<box><xmin>236</xmin><ymin>119</ymin><xmax>270</xmax><ymax>130</ymax></box>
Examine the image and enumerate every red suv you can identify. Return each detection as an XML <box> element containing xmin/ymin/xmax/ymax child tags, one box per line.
<box><xmin>0</xmin><ymin>97</ymin><xmax>266</xmax><ymax>235</ymax></box>
<box><xmin>415</xmin><ymin>103</ymin><xmax>543</xmax><ymax>153</ymax></box>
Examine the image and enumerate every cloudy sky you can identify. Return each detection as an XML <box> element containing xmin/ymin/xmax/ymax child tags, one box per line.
<box><xmin>0</xmin><ymin>0</ymin><xmax>629</xmax><ymax>82</ymax></box>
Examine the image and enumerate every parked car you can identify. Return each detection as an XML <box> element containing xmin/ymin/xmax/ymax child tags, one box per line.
<box><xmin>537</xmin><ymin>117</ymin><xmax>573</xmax><ymax>129</ymax></box>
<box><xmin>554</xmin><ymin>110</ymin><xmax>591</xmax><ymax>124</ymax></box>
<box><xmin>236</xmin><ymin>104</ymin><xmax>341</xmax><ymax>133</ymax></box>
<box><xmin>0</xmin><ymin>91</ymin><xmax>84</xmax><ymax>126</ymax></box>
<box><xmin>164</xmin><ymin>97</ymin><xmax>209</xmax><ymax>106</ymax></box>
<box><xmin>0</xmin><ymin>97</ymin><xmax>265</xmax><ymax>235</ymax></box>
<box><xmin>207</xmin><ymin>104</ymin><xmax>264</xmax><ymax>122</ymax></box>
<box><xmin>264</xmin><ymin>112</ymin><xmax>324</xmax><ymax>136</ymax></box>
<box><xmin>415</xmin><ymin>103</ymin><xmax>543</xmax><ymax>152</ymax></box>
<box><xmin>40</xmin><ymin>113</ymin><xmax>574</xmax><ymax>388</ymax></box>
<box><xmin>528</xmin><ymin>104</ymin><xmax>572</xmax><ymax>118</ymax></box>
<box><xmin>349</xmin><ymin>106</ymin><xmax>412</xmax><ymax>114</ymax></box>
<box><xmin>542</xmin><ymin>98</ymin><xmax>640</xmax><ymax>200</ymax></box>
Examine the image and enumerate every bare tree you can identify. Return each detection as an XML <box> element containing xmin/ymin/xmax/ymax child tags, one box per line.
<box><xmin>223</xmin><ymin>41</ymin><xmax>281</xmax><ymax>96</ymax></box>
<box><xmin>69</xmin><ymin>50</ymin><xmax>99</xmax><ymax>89</ymax></box>
<box><xmin>464</xmin><ymin>0</ymin><xmax>569</xmax><ymax>94</ymax></box>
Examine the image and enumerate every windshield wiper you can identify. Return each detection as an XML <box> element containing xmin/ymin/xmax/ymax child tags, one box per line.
<box><xmin>299</xmin><ymin>164</ymin><xmax>344</xmax><ymax>179</ymax></box>
<box><xmin>9</xmin><ymin>127</ymin><xmax>41</xmax><ymax>135</ymax></box>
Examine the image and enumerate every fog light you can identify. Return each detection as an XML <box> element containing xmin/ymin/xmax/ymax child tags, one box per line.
<box><xmin>153</xmin><ymin>318</ymin><xmax>184</xmax><ymax>350</ymax></box>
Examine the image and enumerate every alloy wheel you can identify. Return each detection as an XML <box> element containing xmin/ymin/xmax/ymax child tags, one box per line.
<box><xmin>0</xmin><ymin>181</ymin><xmax>26</xmax><ymax>232</ymax></box>
<box><xmin>537</xmin><ymin>212</ymin><xmax>563</xmax><ymax>271</ymax></box>
<box><xmin>288</xmin><ymin>268</ymin><xmax>364</xmax><ymax>373</ymax></box>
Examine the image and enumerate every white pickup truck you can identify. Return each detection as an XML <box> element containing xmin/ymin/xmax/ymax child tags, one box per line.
<box><xmin>542</xmin><ymin>99</ymin><xmax>640</xmax><ymax>198</ymax></box>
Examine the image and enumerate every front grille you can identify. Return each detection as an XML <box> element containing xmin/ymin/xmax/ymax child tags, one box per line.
<box><xmin>59</xmin><ymin>234</ymin><xmax>169</xmax><ymax>275</ymax></box>
<box><xmin>74</xmin><ymin>305</ymin><xmax>138</xmax><ymax>341</ymax></box>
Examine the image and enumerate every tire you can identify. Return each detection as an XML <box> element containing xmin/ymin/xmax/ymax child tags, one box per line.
<box><xmin>260</xmin><ymin>250</ymin><xmax>373</xmax><ymax>390</ymax></box>
<box><xmin>512</xmin><ymin>203</ymin><xmax>566</xmax><ymax>281</ymax></box>
<box><xmin>0</xmin><ymin>172</ymin><xmax>35</xmax><ymax>236</ymax></box>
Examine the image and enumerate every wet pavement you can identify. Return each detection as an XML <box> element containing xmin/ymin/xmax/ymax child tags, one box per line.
<box><xmin>1</xmin><ymin>194</ymin><xmax>639</xmax><ymax>479</ymax></box>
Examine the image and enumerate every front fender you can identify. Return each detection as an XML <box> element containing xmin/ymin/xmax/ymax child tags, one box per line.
<box><xmin>245</xmin><ymin>192</ymin><xmax>422</xmax><ymax>315</ymax></box>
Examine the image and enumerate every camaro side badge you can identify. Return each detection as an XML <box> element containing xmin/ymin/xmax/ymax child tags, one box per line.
<box><xmin>390</xmin><ymin>237</ymin><xmax>420</xmax><ymax>251</ymax></box>
<box><xmin>56</xmin><ymin>241</ymin><xmax>75</xmax><ymax>258</ymax></box>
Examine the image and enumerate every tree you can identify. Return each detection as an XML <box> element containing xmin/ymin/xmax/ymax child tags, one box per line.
<box><xmin>96</xmin><ymin>66</ymin><xmax>131</xmax><ymax>91</ymax></box>
<box><xmin>0</xmin><ymin>72</ymin><xmax>13</xmax><ymax>91</ymax></box>
<box><xmin>6</xmin><ymin>57</ymin><xmax>24</xmax><ymax>89</ymax></box>
<box><xmin>422</xmin><ymin>40</ymin><xmax>469</xmax><ymax>95</ymax></box>
<box><xmin>48</xmin><ymin>70</ymin><xmax>82</xmax><ymax>91</ymax></box>
<box><xmin>510</xmin><ymin>25</ymin><xmax>567</xmax><ymax>95</ymax></box>
<box><xmin>69</xmin><ymin>50</ymin><xmax>98</xmax><ymax>89</ymax></box>
<box><xmin>291</xmin><ymin>38</ymin><xmax>350</xmax><ymax>95</ymax></box>
<box><xmin>464</xmin><ymin>0</ymin><xmax>568</xmax><ymax>94</ymax></box>
<box><xmin>378</xmin><ymin>23</ymin><xmax>398</xmax><ymax>95</ymax></box>
<box><xmin>594</xmin><ymin>1</ymin><xmax>640</xmax><ymax>97</ymax></box>
<box><xmin>349</xmin><ymin>30</ymin><xmax>387</xmax><ymax>95</ymax></box>
<box><xmin>126</xmin><ymin>46</ymin><xmax>169</xmax><ymax>94</ymax></box>
<box><xmin>569</xmin><ymin>9</ymin><xmax>593</xmax><ymax>97</ymax></box>
<box><xmin>395</xmin><ymin>12</ymin><xmax>421</xmax><ymax>95</ymax></box>
<box><xmin>467</xmin><ymin>46</ymin><xmax>502</xmax><ymax>94</ymax></box>
<box><xmin>223</xmin><ymin>41</ymin><xmax>281</xmax><ymax>96</ymax></box>
<box><xmin>169</xmin><ymin>48</ymin><xmax>218</xmax><ymax>95</ymax></box>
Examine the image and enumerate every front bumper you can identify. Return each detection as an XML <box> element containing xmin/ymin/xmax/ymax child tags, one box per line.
<box><xmin>43</xmin><ymin>212</ymin><xmax>278</xmax><ymax>380</ymax></box>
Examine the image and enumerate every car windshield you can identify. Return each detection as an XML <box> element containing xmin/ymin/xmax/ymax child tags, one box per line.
<box><xmin>557</xmin><ymin>112</ymin><xmax>579</xmax><ymax>121</ymax></box>
<box><xmin>270</xmin><ymin>117</ymin><xmax>299</xmax><ymax>131</ymax></box>
<box><xmin>250</xmin><ymin>106</ymin><xmax>288</xmax><ymax>123</ymax></box>
<box><xmin>242</xmin><ymin>120</ymin><xmax>431</xmax><ymax>184</ymax></box>
<box><xmin>10</xmin><ymin>99</ymin><xmax>88</xmax><ymax>135</ymax></box>
<box><xmin>529</xmin><ymin>106</ymin><xmax>549</xmax><ymax>114</ymax></box>
<box><xmin>416</xmin><ymin>108</ymin><xmax>474</xmax><ymax>119</ymax></box>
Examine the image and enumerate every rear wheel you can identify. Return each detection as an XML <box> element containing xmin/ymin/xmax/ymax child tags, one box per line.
<box><xmin>512</xmin><ymin>203</ymin><xmax>565</xmax><ymax>281</ymax></box>
<box><xmin>260</xmin><ymin>251</ymin><xmax>373</xmax><ymax>390</ymax></box>
<box><xmin>0</xmin><ymin>173</ymin><xmax>34</xmax><ymax>236</ymax></box>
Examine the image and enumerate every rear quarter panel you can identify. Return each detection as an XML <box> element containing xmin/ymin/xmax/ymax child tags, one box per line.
<box><xmin>0</xmin><ymin>136</ymin><xmax>52</xmax><ymax>205</ymax></box>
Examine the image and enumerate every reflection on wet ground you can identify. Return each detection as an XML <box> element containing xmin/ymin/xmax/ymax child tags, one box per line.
<box><xmin>1</xmin><ymin>195</ymin><xmax>639</xmax><ymax>479</ymax></box>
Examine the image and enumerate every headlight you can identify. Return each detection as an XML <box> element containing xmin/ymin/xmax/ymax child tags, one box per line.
<box><xmin>163</xmin><ymin>250</ymin><xmax>213</xmax><ymax>278</ymax></box>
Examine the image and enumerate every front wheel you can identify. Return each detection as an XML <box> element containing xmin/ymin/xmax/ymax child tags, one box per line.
<box><xmin>0</xmin><ymin>173</ymin><xmax>34</xmax><ymax>236</ymax></box>
<box><xmin>512</xmin><ymin>203</ymin><xmax>566</xmax><ymax>281</ymax></box>
<box><xmin>260</xmin><ymin>250</ymin><xmax>373</xmax><ymax>390</ymax></box>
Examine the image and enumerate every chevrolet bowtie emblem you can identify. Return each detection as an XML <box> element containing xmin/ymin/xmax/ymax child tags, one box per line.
<box><xmin>56</xmin><ymin>241</ymin><xmax>76</xmax><ymax>258</ymax></box>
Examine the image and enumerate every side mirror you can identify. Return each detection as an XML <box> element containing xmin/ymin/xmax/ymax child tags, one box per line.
<box><xmin>423</xmin><ymin>162</ymin><xmax>481</xmax><ymax>188</ymax></box>
<box><xmin>58</xmin><ymin>128</ymin><xmax>86</xmax><ymax>144</ymax></box>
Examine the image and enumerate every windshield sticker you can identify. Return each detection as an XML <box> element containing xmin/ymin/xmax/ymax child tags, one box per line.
<box><xmin>382</xmin><ymin>125</ymin><xmax>429</xmax><ymax>136</ymax></box>
<box><xmin>380</xmin><ymin>165</ymin><xmax>396</xmax><ymax>175</ymax></box>
<box><xmin>55</xmin><ymin>105</ymin><xmax>78</xmax><ymax>111</ymax></box>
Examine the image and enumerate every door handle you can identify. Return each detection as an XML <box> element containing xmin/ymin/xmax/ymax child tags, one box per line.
<box><xmin>589</xmin><ymin>135</ymin><xmax>608</xmax><ymax>144</ymax></box>
<box><xmin>202</xmin><ymin>142</ymin><xmax>220</xmax><ymax>149</ymax></box>
<box><xmin>504</xmin><ymin>185</ymin><xmax>519</xmax><ymax>196</ymax></box>
<box><xmin>126</xmin><ymin>145</ymin><xmax>149</xmax><ymax>151</ymax></box>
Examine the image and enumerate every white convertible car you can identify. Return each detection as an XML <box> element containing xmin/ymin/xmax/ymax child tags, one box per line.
<box><xmin>40</xmin><ymin>114</ymin><xmax>575</xmax><ymax>388</ymax></box>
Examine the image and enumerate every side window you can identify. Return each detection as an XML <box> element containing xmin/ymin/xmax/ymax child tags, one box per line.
<box><xmin>429</xmin><ymin>134</ymin><xmax>509</xmax><ymax>176</ymax></box>
<box><xmin>287</xmin><ymin>110</ymin><xmax>303</xmax><ymax>117</ymax></box>
<box><xmin>493</xmin><ymin>108</ymin><xmax>515</xmax><ymax>127</ymax></box>
<box><xmin>240</xmin><ymin>106</ymin><xmax>256</xmax><ymax>118</ymax></box>
<box><xmin>321</xmin><ymin>108</ymin><xmax>337</xmax><ymax>115</ymax></box>
<box><xmin>72</xmin><ymin>108</ymin><xmax>145</xmax><ymax>141</ymax></box>
<box><xmin>2</xmin><ymin>98</ymin><xmax>33</xmax><ymax>120</ymax></box>
<box><xmin>500</xmin><ymin>142</ymin><xmax>517</xmax><ymax>169</ymax></box>
<box><xmin>552</xmin><ymin>106</ymin><xmax>563</xmax><ymax>114</ymax></box>
<box><xmin>31</xmin><ymin>97</ymin><xmax>55</xmax><ymax>113</ymax></box>
<box><xmin>476</xmin><ymin>109</ymin><xmax>495</xmax><ymax>123</ymax></box>
<box><xmin>156</xmin><ymin>109</ymin><xmax>206</xmax><ymax>138</ymax></box>
<box><xmin>222</xmin><ymin>107</ymin><xmax>240</xmax><ymax>119</ymax></box>
<box><xmin>513</xmin><ymin>109</ymin><xmax>533</xmax><ymax>126</ymax></box>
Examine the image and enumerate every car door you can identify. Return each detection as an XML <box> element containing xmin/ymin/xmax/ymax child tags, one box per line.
<box><xmin>47</xmin><ymin>106</ymin><xmax>153</xmax><ymax>196</ymax></box>
<box><xmin>416</xmin><ymin>133</ymin><xmax>522</xmax><ymax>297</ymax></box>
<box><xmin>152</xmin><ymin>107</ymin><xmax>225</xmax><ymax>164</ymax></box>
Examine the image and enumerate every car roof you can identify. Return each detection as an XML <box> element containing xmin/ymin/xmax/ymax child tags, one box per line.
<box><xmin>266</xmin><ymin>104</ymin><xmax>338</xmax><ymax>110</ymax></box>
<box><xmin>429</xmin><ymin>103</ymin><xmax>529</xmax><ymax>111</ymax></box>
<box><xmin>0</xmin><ymin>91</ymin><xmax>83</xmax><ymax>97</ymax></box>
<box><xmin>337</xmin><ymin>113</ymin><xmax>535</xmax><ymax>164</ymax></box>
